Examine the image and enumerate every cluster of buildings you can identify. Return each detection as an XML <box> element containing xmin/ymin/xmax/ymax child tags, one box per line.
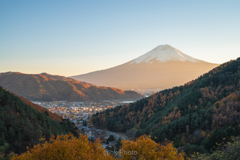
<box><xmin>32</xmin><ymin>100</ymin><xmax>133</xmax><ymax>121</ymax></box>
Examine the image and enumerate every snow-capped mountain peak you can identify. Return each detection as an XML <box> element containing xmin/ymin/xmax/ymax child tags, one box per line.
<box><xmin>129</xmin><ymin>44</ymin><xmax>201</xmax><ymax>64</ymax></box>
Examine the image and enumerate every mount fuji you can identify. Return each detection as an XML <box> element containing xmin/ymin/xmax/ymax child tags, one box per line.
<box><xmin>129</xmin><ymin>44</ymin><xmax>201</xmax><ymax>64</ymax></box>
<box><xmin>71</xmin><ymin>45</ymin><xmax>219</xmax><ymax>90</ymax></box>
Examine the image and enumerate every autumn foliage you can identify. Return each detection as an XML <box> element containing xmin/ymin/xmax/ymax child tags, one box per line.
<box><xmin>12</xmin><ymin>134</ymin><xmax>184</xmax><ymax>160</ymax></box>
<box><xmin>120</xmin><ymin>135</ymin><xmax>184</xmax><ymax>160</ymax></box>
<box><xmin>12</xmin><ymin>134</ymin><xmax>115</xmax><ymax>160</ymax></box>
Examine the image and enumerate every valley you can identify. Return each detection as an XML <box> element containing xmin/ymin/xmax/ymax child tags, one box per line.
<box><xmin>1</xmin><ymin>1</ymin><xmax>239</xmax><ymax>159</ymax></box>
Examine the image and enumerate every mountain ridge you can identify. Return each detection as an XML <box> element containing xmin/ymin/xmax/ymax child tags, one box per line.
<box><xmin>0</xmin><ymin>72</ymin><xmax>143</xmax><ymax>101</ymax></box>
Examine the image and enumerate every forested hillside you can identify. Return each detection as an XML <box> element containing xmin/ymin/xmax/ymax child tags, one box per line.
<box><xmin>91</xmin><ymin>57</ymin><xmax>240</xmax><ymax>155</ymax></box>
<box><xmin>0</xmin><ymin>86</ymin><xmax>78</xmax><ymax>156</ymax></box>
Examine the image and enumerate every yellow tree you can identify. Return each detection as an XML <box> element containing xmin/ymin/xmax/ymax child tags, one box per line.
<box><xmin>12</xmin><ymin>133</ymin><xmax>115</xmax><ymax>160</ymax></box>
<box><xmin>120</xmin><ymin>135</ymin><xmax>185</xmax><ymax>160</ymax></box>
<box><xmin>12</xmin><ymin>134</ymin><xmax>185</xmax><ymax>160</ymax></box>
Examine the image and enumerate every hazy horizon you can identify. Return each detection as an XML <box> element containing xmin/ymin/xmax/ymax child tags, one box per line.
<box><xmin>1</xmin><ymin>0</ymin><xmax>240</xmax><ymax>76</ymax></box>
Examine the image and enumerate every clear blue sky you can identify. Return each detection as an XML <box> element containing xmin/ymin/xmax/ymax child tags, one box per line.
<box><xmin>0</xmin><ymin>0</ymin><xmax>240</xmax><ymax>76</ymax></box>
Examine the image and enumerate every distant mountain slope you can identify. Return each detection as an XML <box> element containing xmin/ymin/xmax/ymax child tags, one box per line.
<box><xmin>0</xmin><ymin>72</ymin><xmax>142</xmax><ymax>101</ymax></box>
<box><xmin>71</xmin><ymin>45</ymin><xmax>218</xmax><ymax>90</ymax></box>
<box><xmin>91</xmin><ymin>57</ymin><xmax>240</xmax><ymax>155</ymax></box>
<box><xmin>0</xmin><ymin>86</ymin><xmax>78</xmax><ymax>155</ymax></box>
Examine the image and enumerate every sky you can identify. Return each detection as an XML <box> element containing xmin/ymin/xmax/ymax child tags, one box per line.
<box><xmin>0</xmin><ymin>0</ymin><xmax>240</xmax><ymax>76</ymax></box>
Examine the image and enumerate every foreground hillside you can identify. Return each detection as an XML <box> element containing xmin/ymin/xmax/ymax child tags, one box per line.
<box><xmin>92</xmin><ymin>57</ymin><xmax>240</xmax><ymax>155</ymax></box>
<box><xmin>0</xmin><ymin>86</ymin><xmax>78</xmax><ymax>156</ymax></box>
<box><xmin>0</xmin><ymin>72</ymin><xmax>142</xmax><ymax>101</ymax></box>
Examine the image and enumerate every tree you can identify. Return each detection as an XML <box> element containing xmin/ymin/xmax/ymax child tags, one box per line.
<box><xmin>115</xmin><ymin>138</ymin><xmax>122</xmax><ymax>151</ymax></box>
<box><xmin>83</xmin><ymin>120</ymin><xmax>87</xmax><ymax>127</ymax></box>
<box><xmin>192</xmin><ymin>137</ymin><xmax>240</xmax><ymax>160</ymax></box>
<box><xmin>12</xmin><ymin>133</ymin><xmax>188</xmax><ymax>160</ymax></box>
<box><xmin>0</xmin><ymin>143</ymin><xmax>12</xmax><ymax>160</ymax></box>
<box><xmin>107</xmin><ymin>135</ymin><xmax>115</xmax><ymax>143</ymax></box>
<box><xmin>12</xmin><ymin>134</ymin><xmax>115</xmax><ymax>160</ymax></box>
<box><xmin>120</xmin><ymin>135</ymin><xmax>185</xmax><ymax>160</ymax></box>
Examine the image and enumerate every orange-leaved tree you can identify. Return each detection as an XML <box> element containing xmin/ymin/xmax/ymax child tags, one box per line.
<box><xmin>11</xmin><ymin>133</ymin><xmax>115</xmax><ymax>160</ymax></box>
<box><xmin>120</xmin><ymin>135</ymin><xmax>185</xmax><ymax>160</ymax></box>
<box><xmin>12</xmin><ymin>134</ymin><xmax>185</xmax><ymax>160</ymax></box>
